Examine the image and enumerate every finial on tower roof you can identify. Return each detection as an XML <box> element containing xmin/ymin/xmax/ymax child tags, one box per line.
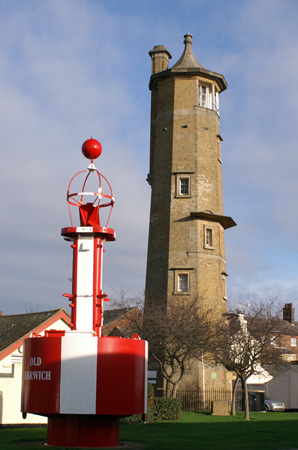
<box><xmin>172</xmin><ymin>33</ymin><xmax>203</xmax><ymax>70</ymax></box>
<box><xmin>184</xmin><ymin>33</ymin><xmax>192</xmax><ymax>43</ymax></box>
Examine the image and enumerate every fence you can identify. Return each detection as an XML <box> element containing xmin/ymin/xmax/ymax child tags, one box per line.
<box><xmin>176</xmin><ymin>389</ymin><xmax>232</xmax><ymax>412</ymax></box>
<box><xmin>175</xmin><ymin>389</ymin><xmax>265</xmax><ymax>412</ymax></box>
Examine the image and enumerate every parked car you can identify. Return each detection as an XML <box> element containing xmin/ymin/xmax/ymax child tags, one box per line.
<box><xmin>264</xmin><ymin>396</ymin><xmax>286</xmax><ymax>412</ymax></box>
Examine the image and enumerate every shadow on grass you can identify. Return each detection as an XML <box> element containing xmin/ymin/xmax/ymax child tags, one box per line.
<box><xmin>1</xmin><ymin>414</ymin><xmax>298</xmax><ymax>450</ymax></box>
<box><xmin>120</xmin><ymin>413</ymin><xmax>298</xmax><ymax>450</ymax></box>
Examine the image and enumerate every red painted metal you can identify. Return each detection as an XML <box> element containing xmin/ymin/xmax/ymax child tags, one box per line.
<box><xmin>96</xmin><ymin>337</ymin><xmax>147</xmax><ymax>415</ymax></box>
<box><xmin>21</xmin><ymin>139</ymin><xmax>147</xmax><ymax>448</ymax></box>
<box><xmin>45</xmin><ymin>330</ymin><xmax>66</xmax><ymax>337</ymax></box>
<box><xmin>48</xmin><ymin>414</ymin><xmax>120</xmax><ymax>448</ymax></box>
<box><xmin>66</xmin><ymin>166</ymin><xmax>114</xmax><ymax>229</ymax></box>
<box><xmin>81</xmin><ymin>137</ymin><xmax>102</xmax><ymax>160</ymax></box>
<box><xmin>93</xmin><ymin>236</ymin><xmax>104</xmax><ymax>336</ymax></box>
<box><xmin>22</xmin><ymin>335</ymin><xmax>147</xmax><ymax>416</ymax></box>
<box><xmin>61</xmin><ymin>227</ymin><xmax>116</xmax><ymax>241</ymax></box>
<box><xmin>21</xmin><ymin>337</ymin><xmax>62</xmax><ymax>415</ymax></box>
<box><xmin>79</xmin><ymin>203</ymin><xmax>100</xmax><ymax>227</ymax></box>
<box><xmin>68</xmin><ymin>237</ymin><xmax>78</xmax><ymax>331</ymax></box>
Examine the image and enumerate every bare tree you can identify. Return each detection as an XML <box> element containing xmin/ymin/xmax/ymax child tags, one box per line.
<box><xmin>109</xmin><ymin>291</ymin><xmax>218</xmax><ymax>398</ymax></box>
<box><xmin>142</xmin><ymin>297</ymin><xmax>218</xmax><ymax>398</ymax></box>
<box><xmin>109</xmin><ymin>287</ymin><xmax>144</xmax><ymax>310</ymax></box>
<box><xmin>213</xmin><ymin>298</ymin><xmax>289</xmax><ymax>420</ymax></box>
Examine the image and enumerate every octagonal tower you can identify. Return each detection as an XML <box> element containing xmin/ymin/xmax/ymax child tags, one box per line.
<box><xmin>145</xmin><ymin>34</ymin><xmax>236</xmax><ymax>321</ymax></box>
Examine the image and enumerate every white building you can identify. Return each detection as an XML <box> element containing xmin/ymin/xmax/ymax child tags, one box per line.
<box><xmin>265</xmin><ymin>365</ymin><xmax>298</xmax><ymax>409</ymax></box>
<box><xmin>0</xmin><ymin>309</ymin><xmax>71</xmax><ymax>425</ymax></box>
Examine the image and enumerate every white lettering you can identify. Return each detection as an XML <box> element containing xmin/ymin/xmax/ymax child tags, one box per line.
<box><xmin>24</xmin><ymin>370</ymin><xmax>51</xmax><ymax>381</ymax></box>
<box><xmin>29</xmin><ymin>357</ymin><xmax>42</xmax><ymax>366</ymax></box>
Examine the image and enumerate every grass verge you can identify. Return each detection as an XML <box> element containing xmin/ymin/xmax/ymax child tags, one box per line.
<box><xmin>1</xmin><ymin>412</ymin><xmax>298</xmax><ymax>450</ymax></box>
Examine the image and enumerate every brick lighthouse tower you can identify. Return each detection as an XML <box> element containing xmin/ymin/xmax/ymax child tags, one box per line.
<box><xmin>145</xmin><ymin>34</ymin><xmax>236</xmax><ymax>319</ymax></box>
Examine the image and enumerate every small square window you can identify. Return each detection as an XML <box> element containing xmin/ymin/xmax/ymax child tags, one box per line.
<box><xmin>174</xmin><ymin>270</ymin><xmax>191</xmax><ymax>294</ymax></box>
<box><xmin>175</xmin><ymin>174</ymin><xmax>191</xmax><ymax>197</ymax></box>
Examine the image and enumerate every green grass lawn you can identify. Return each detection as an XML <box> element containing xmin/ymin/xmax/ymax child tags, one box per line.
<box><xmin>1</xmin><ymin>412</ymin><xmax>298</xmax><ymax>450</ymax></box>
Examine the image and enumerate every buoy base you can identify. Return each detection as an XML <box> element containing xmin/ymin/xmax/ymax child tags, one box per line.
<box><xmin>47</xmin><ymin>414</ymin><xmax>120</xmax><ymax>448</ymax></box>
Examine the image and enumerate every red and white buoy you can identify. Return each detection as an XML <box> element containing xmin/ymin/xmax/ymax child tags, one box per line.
<box><xmin>21</xmin><ymin>139</ymin><xmax>148</xmax><ymax>448</ymax></box>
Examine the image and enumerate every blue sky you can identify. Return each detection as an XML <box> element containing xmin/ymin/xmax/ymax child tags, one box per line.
<box><xmin>1</xmin><ymin>0</ymin><xmax>298</xmax><ymax>315</ymax></box>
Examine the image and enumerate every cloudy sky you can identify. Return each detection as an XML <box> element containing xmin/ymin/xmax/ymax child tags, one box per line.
<box><xmin>1</xmin><ymin>0</ymin><xmax>298</xmax><ymax>315</ymax></box>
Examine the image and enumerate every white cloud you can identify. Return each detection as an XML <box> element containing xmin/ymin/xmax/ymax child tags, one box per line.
<box><xmin>1</xmin><ymin>0</ymin><xmax>298</xmax><ymax>315</ymax></box>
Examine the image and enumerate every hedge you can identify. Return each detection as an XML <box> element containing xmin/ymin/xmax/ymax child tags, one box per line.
<box><xmin>154</xmin><ymin>397</ymin><xmax>182</xmax><ymax>421</ymax></box>
<box><xmin>120</xmin><ymin>384</ymin><xmax>182</xmax><ymax>424</ymax></box>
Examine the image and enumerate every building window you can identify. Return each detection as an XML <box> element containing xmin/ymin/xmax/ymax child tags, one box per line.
<box><xmin>212</xmin><ymin>85</ymin><xmax>220</xmax><ymax>114</ymax></box>
<box><xmin>217</xmin><ymin>134</ymin><xmax>223</xmax><ymax>163</ymax></box>
<box><xmin>175</xmin><ymin>174</ymin><xmax>191</xmax><ymax>197</ymax></box>
<box><xmin>205</xmin><ymin>228</ymin><xmax>213</xmax><ymax>247</ymax></box>
<box><xmin>204</xmin><ymin>226</ymin><xmax>214</xmax><ymax>249</ymax></box>
<box><xmin>291</xmin><ymin>338</ymin><xmax>297</xmax><ymax>347</ymax></box>
<box><xmin>199</xmin><ymin>84</ymin><xmax>208</xmax><ymax>108</ymax></box>
<box><xmin>173</xmin><ymin>270</ymin><xmax>191</xmax><ymax>294</ymax></box>
<box><xmin>180</xmin><ymin>178</ymin><xmax>189</xmax><ymax>195</ymax></box>
<box><xmin>221</xmin><ymin>272</ymin><xmax>228</xmax><ymax>301</ymax></box>
<box><xmin>178</xmin><ymin>274</ymin><xmax>188</xmax><ymax>292</ymax></box>
<box><xmin>198</xmin><ymin>82</ymin><xmax>220</xmax><ymax>114</ymax></box>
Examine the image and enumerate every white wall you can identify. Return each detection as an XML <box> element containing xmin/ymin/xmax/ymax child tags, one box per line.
<box><xmin>266</xmin><ymin>365</ymin><xmax>298</xmax><ymax>409</ymax></box>
<box><xmin>0</xmin><ymin>317</ymin><xmax>70</xmax><ymax>425</ymax></box>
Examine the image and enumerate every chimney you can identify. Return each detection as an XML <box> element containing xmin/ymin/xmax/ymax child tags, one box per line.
<box><xmin>149</xmin><ymin>45</ymin><xmax>172</xmax><ymax>75</ymax></box>
<box><xmin>283</xmin><ymin>303</ymin><xmax>295</xmax><ymax>324</ymax></box>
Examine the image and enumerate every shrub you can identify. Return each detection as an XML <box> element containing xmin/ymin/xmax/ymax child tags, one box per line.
<box><xmin>120</xmin><ymin>385</ymin><xmax>181</xmax><ymax>424</ymax></box>
<box><xmin>155</xmin><ymin>397</ymin><xmax>182</xmax><ymax>421</ymax></box>
<box><xmin>120</xmin><ymin>414</ymin><xmax>142</xmax><ymax>424</ymax></box>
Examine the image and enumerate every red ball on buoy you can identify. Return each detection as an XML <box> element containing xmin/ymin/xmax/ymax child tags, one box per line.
<box><xmin>82</xmin><ymin>137</ymin><xmax>102</xmax><ymax>160</ymax></box>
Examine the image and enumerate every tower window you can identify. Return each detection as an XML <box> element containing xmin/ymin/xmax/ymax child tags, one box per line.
<box><xmin>178</xmin><ymin>274</ymin><xmax>188</xmax><ymax>292</ymax></box>
<box><xmin>175</xmin><ymin>173</ymin><xmax>191</xmax><ymax>197</ymax></box>
<box><xmin>205</xmin><ymin>228</ymin><xmax>213</xmax><ymax>247</ymax></box>
<box><xmin>198</xmin><ymin>82</ymin><xmax>220</xmax><ymax>114</ymax></box>
<box><xmin>291</xmin><ymin>338</ymin><xmax>297</xmax><ymax>347</ymax></box>
<box><xmin>222</xmin><ymin>272</ymin><xmax>228</xmax><ymax>301</ymax></box>
<box><xmin>204</xmin><ymin>226</ymin><xmax>214</xmax><ymax>249</ymax></box>
<box><xmin>199</xmin><ymin>84</ymin><xmax>208</xmax><ymax>108</ymax></box>
<box><xmin>173</xmin><ymin>270</ymin><xmax>191</xmax><ymax>294</ymax></box>
<box><xmin>180</xmin><ymin>178</ymin><xmax>189</xmax><ymax>195</ymax></box>
<box><xmin>217</xmin><ymin>134</ymin><xmax>223</xmax><ymax>163</ymax></box>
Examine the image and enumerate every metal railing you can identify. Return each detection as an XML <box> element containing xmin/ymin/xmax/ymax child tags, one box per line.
<box><xmin>176</xmin><ymin>389</ymin><xmax>232</xmax><ymax>412</ymax></box>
